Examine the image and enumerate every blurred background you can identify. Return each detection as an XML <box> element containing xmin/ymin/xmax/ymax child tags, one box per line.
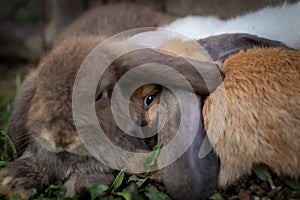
<box><xmin>0</xmin><ymin>0</ymin><xmax>297</xmax><ymax>100</ymax></box>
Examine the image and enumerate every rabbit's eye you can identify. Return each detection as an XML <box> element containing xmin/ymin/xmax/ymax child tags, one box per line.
<box><xmin>144</xmin><ymin>93</ymin><xmax>156</xmax><ymax>110</ymax></box>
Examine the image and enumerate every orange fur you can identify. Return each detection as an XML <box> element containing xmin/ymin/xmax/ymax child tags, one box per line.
<box><xmin>159</xmin><ymin>39</ymin><xmax>213</xmax><ymax>62</ymax></box>
<box><xmin>203</xmin><ymin>47</ymin><xmax>300</xmax><ymax>186</ymax></box>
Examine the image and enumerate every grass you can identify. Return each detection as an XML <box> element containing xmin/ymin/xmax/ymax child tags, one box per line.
<box><xmin>0</xmin><ymin>77</ymin><xmax>299</xmax><ymax>199</ymax></box>
<box><xmin>0</xmin><ymin>94</ymin><xmax>13</xmax><ymax>165</ymax></box>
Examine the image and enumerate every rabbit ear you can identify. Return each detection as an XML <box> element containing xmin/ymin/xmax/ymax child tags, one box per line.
<box><xmin>198</xmin><ymin>33</ymin><xmax>288</xmax><ymax>62</ymax></box>
<box><xmin>8</xmin><ymin>70</ymin><xmax>37</xmax><ymax>157</ymax></box>
<box><xmin>113</xmin><ymin>48</ymin><xmax>224</xmax><ymax>96</ymax></box>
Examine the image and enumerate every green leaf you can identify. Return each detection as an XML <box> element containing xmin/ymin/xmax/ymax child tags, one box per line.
<box><xmin>142</xmin><ymin>143</ymin><xmax>162</xmax><ymax>173</ymax></box>
<box><xmin>128</xmin><ymin>175</ymin><xmax>148</xmax><ymax>188</ymax></box>
<box><xmin>145</xmin><ymin>185</ymin><xmax>171</xmax><ymax>200</ymax></box>
<box><xmin>253</xmin><ymin>164</ymin><xmax>268</xmax><ymax>182</ymax></box>
<box><xmin>111</xmin><ymin>171</ymin><xmax>125</xmax><ymax>192</ymax></box>
<box><xmin>115</xmin><ymin>188</ymin><xmax>131</xmax><ymax>200</ymax></box>
<box><xmin>209</xmin><ymin>192</ymin><xmax>224</xmax><ymax>200</ymax></box>
<box><xmin>253</xmin><ymin>164</ymin><xmax>275</xmax><ymax>189</ymax></box>
<box><xmin>88</xmin><ymin>185</ymin><xmax>109</xmax><ymax>200</ymax></box>
<box><xmin>37</xmin><ymin>181</ymin><xmax>69</xmax><ymax>199</ymax></box>
<box><xmin>285</xmin><ymin>179</ymin><xmax>300</xmax><ymax>191</ymax></box>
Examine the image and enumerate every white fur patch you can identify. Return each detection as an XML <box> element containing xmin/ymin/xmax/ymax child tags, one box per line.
<box><xmin>165</xmin><ymin>2</ymin><xmax>300</xmax><ymax>49</ymax></box>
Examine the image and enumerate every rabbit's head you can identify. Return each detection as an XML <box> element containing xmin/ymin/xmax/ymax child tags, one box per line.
<box><xmin>9</xmin><ymin>34</ymin><xmax>222</xmax><ymax>155</ymax></box>
<box><xmin>117</xmin><ymin>34</ymin><xmax>287</xmax><ymax>199</ymax></box>
<box><xmin>10</xmin><ymin>36</ymin><xmax>131</xmax><ymax>156</ymax></box>
<box><xmin>109</xmin><ymin>40</ymin><xmax>223</xmax><ymax>199</ymax></box>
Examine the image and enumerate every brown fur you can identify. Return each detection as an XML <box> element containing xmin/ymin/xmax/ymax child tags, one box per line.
<box><xmin>1</xmin><ymin>3</ymin><xmax>167</xmax><ymax>199</ymax></box>
<box><xmin>125</xmin><ymin>37</ymin><xmax>297</xmax><ymax>195</ymax></box>
<box><xmin>113</xmin><ymin>48</ymin><xmax>223</xmax><ymax>96</ymax></box>
<box><xmin>129</xmin><ymin>84</ymin><xmax>219</xmax><ymax>200</ymax></box>
<box><xmin>159</xmin><ymin>39</ymin><xmax>213</xmax><ymax>62</ymax></box>
<box><xmin>2</xmin><ymin>34</ymin><xmax>222</xmax><ymax>199</ymax></box>
<box><xmin>130</xmin><ymin>84</ymin><xmax>162</xmax><ymax>127</ymax></box>
<box><xmin>116</xmin><ymin>42</ymin><xmax>223</xmax><ymax>199</ymax></box>
<box><xmin>1</xmin><ymin>37</ymin><xmax>115</xmax><ymax>199</ymax></box>
<box><xmin>203</xmin><ymin>47</ymin><xmax>300</xmax><ymax>186</ymax></box>
<box><xmin>57</xmin><ymin>3</ymin><xmax>167</xmax><ymax>43</ymax></box>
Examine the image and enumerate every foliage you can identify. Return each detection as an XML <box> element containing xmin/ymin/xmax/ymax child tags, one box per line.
<box><xmin>209</xmin><ymin>192</ymin><xmax>224</xmax><ymax>200</ymax></box>
<box><xmin>253</xmin><ymin>164</ymin><xmax>275</xmax><ymax>189</ymax></box>
<box><xmin>142</xmin><ymin>143</ymin><xmax>162</xmax><ymax>174</ymax></box>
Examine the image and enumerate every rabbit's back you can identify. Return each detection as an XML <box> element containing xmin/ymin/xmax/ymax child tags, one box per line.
<box><xmin>203</xmin><ymin>47</ymin><xmax>300</xmax><ymax>186</ymax></box>
<box><xmin>58</xmin><ymin>3</ymin><xmax>166</xmax><ymax>42</ymax></box>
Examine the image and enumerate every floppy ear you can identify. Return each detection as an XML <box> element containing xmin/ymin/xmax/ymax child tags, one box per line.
<box><xmin>8</xmin><ymin>70</ymin><xmax>37</xmax><ymax>157</ymax></box>
<box><xmin>198</xmin><ymin>33</ymin><xmax>288</xmax><ymax>62</ymax></box>
<box><xmin>113</xmin><ymin>48</ymin><xmax>224</xmax><ymax>96</ymax></box>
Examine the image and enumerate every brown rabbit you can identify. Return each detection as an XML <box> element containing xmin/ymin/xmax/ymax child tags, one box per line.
<box><xmin>1</xmin><ymin>37</ymin><xmax>224</xmax><ymax>199</ymax></box>
<box><xmin>57</xmin><ymin>3</ymin><xmax>167</xmax><ymax>42</ymax></box>
<box><xmin>0</xmin><ymin>3</ymin><xmax>168</xmax><ymax>199</ymax></box>
<box><xmin>111</xmin><ymin>48</ymin><xmax>222</xmax><ymax>200</ymax></box>
<box><xmin>203</xmin><ymin>47</ymin><xmax>300</xmax><ymax>186</ymax></box>
<box><xmin>158</xmin><ymin>37</ymin><xmax>300</xmax><ymax>187</ymax></box>
<box><xmin>0</xmin><ymin>3</ymin><xmax>224</xmax><ymax>198</ymax></box>
<box><xmin>128</xmin><ymin>82</ymin><xmax>220</xmax><ymax>200</ymax></box>
<box><xmin>120</xmin><ymin>34</ymin><xmax>294</xmax><ymax>198</ymax></box>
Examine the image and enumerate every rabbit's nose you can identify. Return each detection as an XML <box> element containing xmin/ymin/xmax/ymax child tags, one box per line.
<box><xmin>137</xmin><ymin>119</ymin><xmax>149</xmax><ymax>127</ymax></box>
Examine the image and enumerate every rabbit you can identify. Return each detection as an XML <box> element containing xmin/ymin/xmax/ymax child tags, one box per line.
<box><xmin>162</xmin><ymin>1</ymin><xmax>300</xmax><ymax>49</ymax></box>
<box><xmin>128</xmin><ymin>81</ymin><xmax>220</xmax><ymax>200</ymax></box>
<box><xmin>1</xmin><ymin>36</ymin><xmax>128</xmax><ymax>199</ymax></box>
<box><xmin>0</xmin><ymin>3</ymin><xmax>169</xmax><ymax>199</ymax></box>
<box><xmin>57</xmin><ymin>3</ymin><xmax>168</xmax><ymax>43</ymax></box>
<box><xmin>1</xmin><ymin>35</ymin><xmax>225</xmax><ymax>199</ymax></box>
<box><xmin>0</xmin><ymin>6</ymin><xmax>225</xmax><ymax>198</ymax></box>
<box><xmin>121</xmin><ymin>33</ymin><xmax>293</xmax><ymax>198</ymax></box>
<box><xmin>111</xmin><ymin>49</ymin><xmax>223</xmax><ymax>200</ymax></box>
<box><xmin>203</xmin><ymin>47</ymin><xmax>300</xmax><ymax>187</ymax></box>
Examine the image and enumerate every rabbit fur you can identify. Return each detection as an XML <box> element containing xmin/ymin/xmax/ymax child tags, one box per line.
<box><xmin>1</xmin><ymin>3</ymin><xmax>224</xmax><ymax>198</ymax></box>
<box><xmin>109</xmin><ymin>47</ymin><xmax>223</xmax><ymax>200</ymax></box>
<box><xmin>0</xmin><ymin>3</ymin><xmax>167</xmax><ymax>199</ymax></box>
<box><xmin>203</xmin><ymin>47</ymin><xmax>300</xmax><ymax>186</ymax></box>
<box><xmin>113</xmin><ymin>33</ymin><xmax>291</xmax><ymax>198</ymax></box>
<box><xmin>124</xmin><ymin>35</ymin><xmax>298</xmax><ymax>193</ymax></box>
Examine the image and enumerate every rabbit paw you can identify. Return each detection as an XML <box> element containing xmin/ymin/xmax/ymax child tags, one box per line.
<box><xmin>0</xmin><ymin>169</ymin><xmax>37</xmax><ymax>199</ymax></box>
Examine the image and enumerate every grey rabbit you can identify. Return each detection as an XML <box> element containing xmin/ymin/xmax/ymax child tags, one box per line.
<box><xmin>0</xmin><ymin>3</ymin><xmax>222</xmax><ymax>199</ymax></box>
<box><xmin>0</xmin><ymin>3</ymin><xmax>166</xmax><ymax>199</ymax></box>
